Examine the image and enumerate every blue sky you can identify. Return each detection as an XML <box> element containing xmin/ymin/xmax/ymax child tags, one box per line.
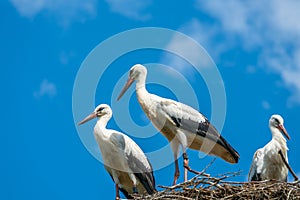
<box><xmin>2</xmin><ymin>0</ymin><xmax>300</xmax><ymax>199</ymax></box>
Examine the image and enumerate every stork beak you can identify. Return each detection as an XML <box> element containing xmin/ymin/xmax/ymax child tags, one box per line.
<box><xmin>278</xmin><ymin>124</ymin><xmax>290</xmax><ymax>140</ymax></box>
<box><xmin>78</xmin><ymin>112</ymin><xmax>97</xmax><ymax>126</ymax></box>
<box><xmin>117</xmin><ymin>78</ymin><xmax>134</xmax><ymax>101</ymax></box>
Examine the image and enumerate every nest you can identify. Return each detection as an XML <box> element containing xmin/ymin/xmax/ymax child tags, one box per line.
<box><xmin>133</xmin><ymin>172</ymin><xmax>300</xmax><ymax>200</ymax></box>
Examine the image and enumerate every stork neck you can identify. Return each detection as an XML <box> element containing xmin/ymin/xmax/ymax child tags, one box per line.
<box><xmin>94</xmin><ymin>118</ymin><xmax>111</xmax><ymax>140</ymax></box>
<box><xmin>96</xmin><ymin>116</ymin><xmax>110</xmax><ymax>128</ymax></box>
<box><xmin>136</xmin><ymin>83</ymin><xmax>149</xmax><ymax>99</ymax></box>
<box><xmin>270</xmin><ymin>126</ymin><xmax>287</xmax><ymax>143</ymax></box>
<box><xmin>135</xmin><ymin>74</ymin><xmax>148</xmax><ymax>96</ymax></box>
<box><xmin>135</xmin><ymin>73</ymin><xmax>147</xmax><ymax>90</ymax></box>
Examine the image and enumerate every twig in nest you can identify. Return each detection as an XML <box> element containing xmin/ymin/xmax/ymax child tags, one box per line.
<box><xmin>134</xmin><ymin>171</ymin><xmax>300</xmax><ymax>200</ymax></box>
<box><xmin>158</xmin><ymin>158</ymin><xmax>217</xmax><ymax>190</ymax></box>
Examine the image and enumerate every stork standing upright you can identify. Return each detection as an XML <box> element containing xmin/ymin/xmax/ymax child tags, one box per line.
<box><xmin>78</xmin><ymin>104</ymin><xmax>156</xmax><ymax>199</ymax></box>
<box><xmin>248</xmin><ymin>114</ymin><xmax>291</xmax><ymax>182</ymax></box>
<box><xmin>117</xmin><ymin>64</ymin><xmax>240</xmax><ymax>185</ymax></box>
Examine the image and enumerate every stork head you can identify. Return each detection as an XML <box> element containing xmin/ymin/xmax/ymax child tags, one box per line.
<box><xmin>117</xmin><ymin>64</ymin><xmax>147</xmax><ymax>101</ymax></box>
<box><xmin>269</xmin><ymin>114</ymin><xmax>290</xmax><ymax>140</ymax></box>
<box><xmin>78</xmin><ymin>104</ymin><xmax>112</xmax><ymax>125</ymax></box>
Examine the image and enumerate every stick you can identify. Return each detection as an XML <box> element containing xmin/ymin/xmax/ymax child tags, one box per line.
<box><xmin>278</xmin><ymin>150</ymin><xmax>298</xmax><ymax>181</ymax></box>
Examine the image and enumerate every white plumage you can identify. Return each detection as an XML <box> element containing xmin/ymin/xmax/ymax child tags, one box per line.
<box><xmin>118</xmin><ymin>64</ymin><xmax>240</xmax><ymax>185</ymax></box>
<box><xmin>78</xmin><ymin>104</ymin><xmax>155</xmax><ymax>199</ymax></box>
<box><xmin>248</xmin><ymin>114</ymin><xmax>290</xmax><ymax>181</ymax></box>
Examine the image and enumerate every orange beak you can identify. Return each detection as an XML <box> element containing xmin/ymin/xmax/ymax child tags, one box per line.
<box><xmin>278</xmin><ymin>124</ymin><xmax>290</xmax><ymax>140</ymax></box>
<box><xmin>78</xmin><ymin>112</ymin><xmax>97</xmax><ymax>126</ymax></box>
<box><xmin>117</xmin><ymin>78</ymin><xmax>134</xmax><ymax>101</ymax></box>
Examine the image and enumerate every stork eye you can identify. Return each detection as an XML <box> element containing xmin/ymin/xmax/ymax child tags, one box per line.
<box><xmin>272</xmin><ymin>118</ymin><xmax>280</xmax><ymax>127</ymax></box>
<box><xmin>97</xmin><ymin>107</ymin><xmax>105</xmax><ymax>112</ymax></box>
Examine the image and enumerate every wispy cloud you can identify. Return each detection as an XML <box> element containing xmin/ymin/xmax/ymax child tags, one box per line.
<box><xmin>160</xmin><ymin>19</ymin><xmax>219</xmax><ymax>79</ymax></box>
<box><xmin>246</xmin><ymin>66</ymin><xmax>256</xmax><ymax>74</ymax></box>
<box><xmin>262</xmin><ymin>100</ymin><xmax>271</xmax><ymax>110</ymax></box>
<box><xmin>105</xmin><ymin>0</ymin><xmax>152</xmax><ymax>21</ymax></box>
<box><xmin>195</xmin><ymin>0</ymin><xmax>300</xmax><ymax>105</ymax></box>
<box><xmin>59</xmin><ymin>50</ymin><xmax>75</xmax><ymax>65</ymax></box>
<box><xmin>34</xmin><ymin>79</ymin><xmax>57</xmax><ymax>99</ymax></box>
<box><xmin>10</xmin><ymin>0</ymin><xmax>97</xmax><ymax>26</ymax></box>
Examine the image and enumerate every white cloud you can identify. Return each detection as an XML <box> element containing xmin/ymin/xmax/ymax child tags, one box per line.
<box><xmin>10</xmin><ymin>0</ymin><xmax>97</xmax><ymax>26</ymax></box>
<box><xmin>246</xmin><ymin>65</ymin><xmax>256</xmax><ymax>74</ymax></box>
<box><xmin>10</xmin><ymin>0</ymin><xmax>45</xmax><ymax>17</ymax></box>
<box><xmin>105</xmin><ymin>0</ymin><xmax>152</xmax><ymax>21</ymax></box>
<box><xmin>270</xmin><ymin>1</ymin><xmax>300</xmax><ymax>36</ymax></box>
<box><xmin>197</xmin><ymin>0</ymin><xmax>250</xmax><ymax>34</ymax></box>
<box><xmin>59</xmin><ymin>50</ymin><xmax>75</xmax><ymax>65</ymax></box>
<box><xmin>195</xmin><ymin>0</ymin><xmax>300</xmax><ymax>105</ymax></box>
<box><xmin>262</xmin><ymin>100</ymin><xmax>271</xmax><ymax>110</ymax></box>
<box><xmin>34</xmin><ymin>79</ymin><xmax>57</xmax><ymax>98</ymax></box>
<box><xmin>160</xmin><ymin>19</ymin><xmax>221</xmax><ymax>78</ymax></box>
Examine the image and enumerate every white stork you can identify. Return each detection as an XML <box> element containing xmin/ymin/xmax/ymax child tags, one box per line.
<box><xmin>78</xmin><ymin>104</ymin><xmax>156</xmax><ymax>199</ymax></box>
<box><xmin>248</xmin><ymin>114</ymin><xmax>291</xmax><ymax>182</ymax></box>
<box><xmin>117</xmin><ymin>64</ymin><xmax>240</xmax><ymax>185</ymax></box>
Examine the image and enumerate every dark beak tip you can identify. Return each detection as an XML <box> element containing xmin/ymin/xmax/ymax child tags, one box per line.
<box><xmin>77</xmin><ymin>121</ymin><xmax>84</xmax><ymax>126</ymax></box>
<box><xmin>77</xmin><ymin>112</ymin><xmax>97</xmax><ymax>126</ymax></box>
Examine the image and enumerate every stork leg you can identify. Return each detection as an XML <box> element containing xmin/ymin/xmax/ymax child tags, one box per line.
<box><xmin>115</xmin><ymin>184</ymin><xmax>120</xmax><ymax>200</ymax></box>
<box><xmin>171</xmin><ymin>140</ymin><xmax>181</xmax><ymax>185</ymax></box>
<box><xmin>183</xmin><ymin>152</ymin><xmax>189</xmax><ymax>182</ymax></box>
<box><xmin>173</xmin><ymin>156</ymin><xmax>180</xmax><ymax>185</ymax></box>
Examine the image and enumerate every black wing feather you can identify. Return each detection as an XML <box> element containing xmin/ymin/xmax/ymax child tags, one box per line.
<box><xmin>107</xmin><ymin>133</ymin><xmax>155</xmax><ymax>196</ymax></box>
<box><xmin>127</xmin><ymin>152</ymin><xmax>156</xmax><ymax>194</ymax></box>
<box><xmin>170</xmin><ymin>115</ymin><xmax>240</xmax><ymax>163</ymax></box>
<box><xmin>250</xmin><ymin>172</ymin><xmax>262</xmax><ymax>181</ymax></box>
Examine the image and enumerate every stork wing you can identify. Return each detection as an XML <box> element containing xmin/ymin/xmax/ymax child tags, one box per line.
<box><xmin>123</xmin><ymin>135</ymin><xmax>156</xmax><ymax>194</ymax></box>
<box><xmin>109</xmin><ymin>132</ymin><xmax>156</xmax><ymax>194</ymax></box>
<box><xmin>248</xmin><ymin>148</ymin><xmax>263</xmax><ymax>181</ymax></box>
<box><xmin>160</xmin><ymin>100</ymin><xmax>240</xmax><ymax>163</ymax></box>
<box><xmin>127</xmin><ymin>152</ymin><xmax>156</xmax><ymax>195</ymax></box>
